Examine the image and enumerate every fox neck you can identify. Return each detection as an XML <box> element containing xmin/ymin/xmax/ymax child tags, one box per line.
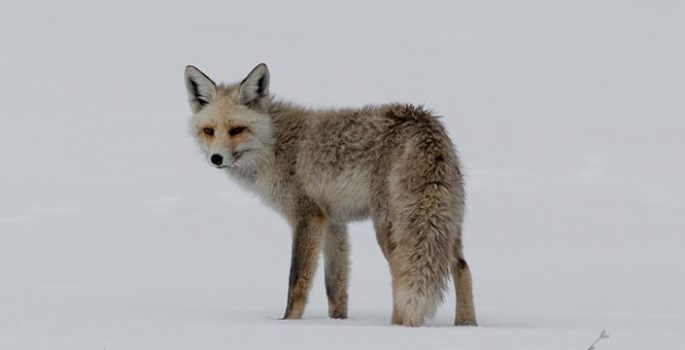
<box><xmin>226</xmin><ymin>146</ymin><xmax>275</xmax><ymax>185</ymax></box>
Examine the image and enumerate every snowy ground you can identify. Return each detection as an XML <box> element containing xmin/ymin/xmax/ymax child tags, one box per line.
<box><xmin>1</xmin><ymin>1</ymin><xmax>684</xmax><ymax>349</ymax></box>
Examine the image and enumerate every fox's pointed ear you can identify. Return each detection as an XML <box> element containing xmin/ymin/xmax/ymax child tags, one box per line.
<box><xmin>185</xmin><ymin>65</ymin><xmax>218</xmax><ymax>113</ymax></box>
<box><xmin>239</xmin><ymin>63</ymin><xmax>270</xmax><ymax>107</ymax></box>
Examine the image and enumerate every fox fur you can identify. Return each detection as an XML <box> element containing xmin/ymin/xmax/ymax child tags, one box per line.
<box><xmin>184</xmin><ymin>63</ymin><xmax>477</xmax><ymax>327</ymax></box>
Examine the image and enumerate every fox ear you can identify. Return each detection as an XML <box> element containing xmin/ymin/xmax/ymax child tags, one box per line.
<box><xmin>239</xmin><ymin>63</ymin><xmax>270</xmax><ymax>107</ymax></box>
<box><xmin>185</xmin><ymin>65</ymin><xmax>218</xmax><ymax>113</ymax></box>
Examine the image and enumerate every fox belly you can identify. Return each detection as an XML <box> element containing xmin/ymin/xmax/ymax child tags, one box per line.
<box><xmin>302</xmin><ymin>168</ymin><xmax>372</xmax><ymax>222</ymax></box>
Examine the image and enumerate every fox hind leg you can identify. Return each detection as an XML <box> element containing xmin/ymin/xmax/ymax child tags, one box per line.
<box><xmin>452</xmin><ymin>242</ymin><xmax>477</xmax><ymax>326</ymax></box>
<box><xmin>372</xmin><ymin>213</ymin><xmax>406</xmax><ymax>325</ymax></box>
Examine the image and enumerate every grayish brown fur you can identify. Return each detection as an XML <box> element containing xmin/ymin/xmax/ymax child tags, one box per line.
<box><xmin>184</xmin><ymin>63</ymin><xmax>477</xmax><ymax>327</ymax></box>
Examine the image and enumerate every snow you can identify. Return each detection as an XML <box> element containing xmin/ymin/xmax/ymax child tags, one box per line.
<box><xmin>1</xmin><ymin>1</ymin><xmax>684</xmax><ymax>349</ymax></box>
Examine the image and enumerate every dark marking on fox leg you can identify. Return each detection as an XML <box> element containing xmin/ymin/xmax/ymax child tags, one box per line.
<box><xmin>457</xmin><ymin>258</ymin><xmax>468</xmax><ymax>269</ymax></box>
<box><xmin>453</xmin><ymin>256</ymin><xmax>477</xmax><ymax>326</ymax></box>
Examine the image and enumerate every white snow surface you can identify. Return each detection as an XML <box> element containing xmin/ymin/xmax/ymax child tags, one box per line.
<box><xmin>1</xmin><ymin>1</ymin><xmax>684</xmax><ymax>349</ymax></box>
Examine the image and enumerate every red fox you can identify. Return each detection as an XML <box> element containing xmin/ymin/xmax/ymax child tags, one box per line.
<box><xmin>184</xmin><ymin>63</ymin><xmax>477</xmax><ymax>327</ymax></box>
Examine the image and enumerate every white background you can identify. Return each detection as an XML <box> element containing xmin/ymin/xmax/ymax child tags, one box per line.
<box><xmin>1</xmin><ymin>1</ymin><xmax>684</xmax><ymax>349</ymax></box>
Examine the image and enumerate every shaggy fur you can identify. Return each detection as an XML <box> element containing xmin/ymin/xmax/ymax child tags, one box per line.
<box><xmin>184</xmin><ymin>63</ymin><xmax>477</xmax><ymax>327</ymax></box>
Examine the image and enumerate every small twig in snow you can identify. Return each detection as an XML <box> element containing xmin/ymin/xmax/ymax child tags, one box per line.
<box><xmin>587</xmin><ymin>330</ymin><xmax>609</xmax><ymax>350</ymax></box>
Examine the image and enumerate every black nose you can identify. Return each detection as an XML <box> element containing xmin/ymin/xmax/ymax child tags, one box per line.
<box><xmin>210</xmin><ymin>154</ymin><xmax>223</xmax><ymax>166</ymax></box>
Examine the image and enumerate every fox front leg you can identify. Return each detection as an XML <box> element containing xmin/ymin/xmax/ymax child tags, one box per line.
<box><xmin>323</xmin><ymin>222</ymin><xmax>349</xmax><ymax>319</ymax></box>
<box><xmin>283</xmin><ymin>210</ymin><xmax>326</xmax><ymax>320</ymax></box>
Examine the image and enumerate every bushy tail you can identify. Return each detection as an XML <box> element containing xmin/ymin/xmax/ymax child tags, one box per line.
<box><xmin>387</xmin><ymin>108</ymin><xmax>463</xmax><ymax>326</ymax></box>
<box><xmin>390</xmin><ymin>182</ymin><xmax>458</xmax><ymax>326</ymax></box>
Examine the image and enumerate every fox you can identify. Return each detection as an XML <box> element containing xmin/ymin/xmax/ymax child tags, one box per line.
<box><xmin>183</xmin><ymin>63</ymin><xmax>477</xmax><ymax>327</ymax></box>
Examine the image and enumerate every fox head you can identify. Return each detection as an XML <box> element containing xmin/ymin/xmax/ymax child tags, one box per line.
<box><xmin>184</xmin><ymin>63</ymin><xmax>274</xmax><ymax>170</ymax></box>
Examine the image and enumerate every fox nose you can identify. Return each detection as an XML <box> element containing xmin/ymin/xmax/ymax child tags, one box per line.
<box><xmin>210</xmin><ymin>154</ymin><xmax>223</xmax><ymax>166</ymax></box>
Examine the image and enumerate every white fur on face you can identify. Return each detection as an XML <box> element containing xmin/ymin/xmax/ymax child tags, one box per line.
<box><xmin>189</xmin><ymin>97</ymin><xmax>274</xmax><ymax>171</ymax></box>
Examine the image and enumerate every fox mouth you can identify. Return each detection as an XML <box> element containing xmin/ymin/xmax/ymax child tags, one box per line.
<box><xmin>215</xmin><ymin>150</ymin><xmax>250</xmax><ymax>169</ymax></box>
<box><xmin>232</xmin><ymin>150</ymin><xmax>247</xmax><ymax>162</ymax></box>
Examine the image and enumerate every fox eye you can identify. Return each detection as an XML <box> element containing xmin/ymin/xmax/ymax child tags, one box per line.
<box><xmin>229</xmin><ymin>126</ymin><xmax>246</xmax><ymax>136</ymax></box>
<box><xmin>202</xmin><ymin>127</ymin><xmax>214</xmax><ymax>136</ymax></box>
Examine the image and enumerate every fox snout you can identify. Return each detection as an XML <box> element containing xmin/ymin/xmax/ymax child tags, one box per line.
<box><xmin>210</xmin><ymin>154</ymin><xmax>223</xmax><ymax>166</ymax></box>
<box><xmin>208</xmin><ymin>151</ymin><xmax>246</xmax><ymax>168</ymax></box>
<box><xmin>209</xmin><ymin>152</ymin><xmax>230</xmax><ymax>168</ymax></box>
